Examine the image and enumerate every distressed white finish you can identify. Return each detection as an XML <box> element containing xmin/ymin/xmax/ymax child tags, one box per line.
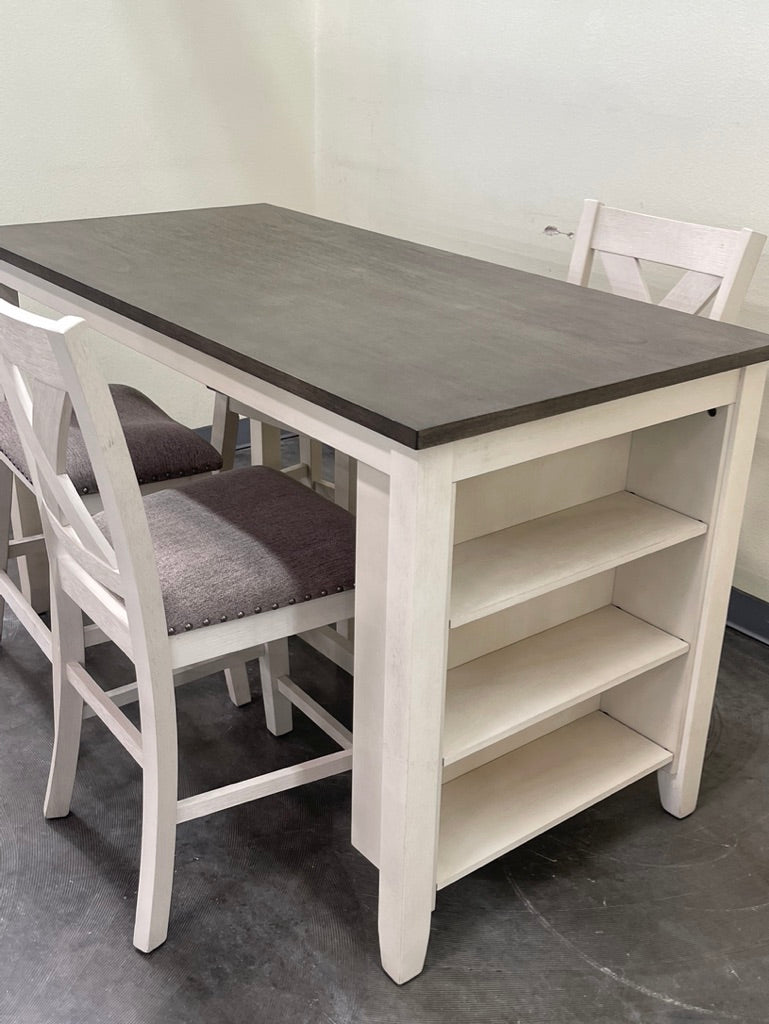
<box><xmin>451</xmin><ymin>490</ymin><xmax>706</xmax><ymax>627</ymax></box>
<box><xmin>0</xmin><ymin>299</ymin><xmax>355</xmax><ymax>954</ymax></box>
<box><xmin>437</xmin><ymin>711</ymin><xmax>673</xmax><ymax>888</ymax></box>
<box><xmin>443</xmin><ymin>606</ymin><xmax>688</xmax><ymax>765</ymax></box>
<box><xmin>568</xmin><ymin>200</ymin><xmax>766</xmax><ymax>323</ymax></box>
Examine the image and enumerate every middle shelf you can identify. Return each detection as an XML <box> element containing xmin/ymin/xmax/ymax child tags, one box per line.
<box><xmin>443</xmin><ymin>604</ymin><xmax>689</xmax><ymax>766</ymax></box>
<box><xmin>450</xmin><ymin>490</ymin><xmax>707</xmax><ymax>627</ymax></box>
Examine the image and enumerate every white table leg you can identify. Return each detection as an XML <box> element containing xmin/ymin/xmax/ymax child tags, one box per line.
<box><xmin>375</xmin><ymin>446</ymin><xmax>455</xmax><ymax>984</ymax></box>
<box><xmin>659</xmin><ymin>364</ymin><xmax>766</xmax><ymax>817</ymax></box>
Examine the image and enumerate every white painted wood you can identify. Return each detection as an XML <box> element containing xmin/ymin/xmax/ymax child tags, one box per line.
<box><xmin>0</xmin><ymin>460</ymin><xmax>17</xmax><ymax>643</ymax></box>
<box><xmin>65</xmin><ymin>660</ymin><xmax>144</xmax><ymax>765</ymax></box>
<box><xmin>568</xmin><ymin>200</ymin><xmax>765</xmax><ymax>322</ymax></box>
<box><xmin>658</xmin><ymin>271</ymin><xmax>721</xmax><ymax>315</ymax></box>
<box><xmin>609</xmin><ymin>406</ymin><xmax>732</xmax><ymax>749</ymax></box>
<box><xmin>0</xmin><ymin>567</ymin><xmax>53</xmax><ymax>657</ymax></box>
<box><xmin>447</xmin><ymin>573</ymin><xmax>614</xmax><ymax>669</ymax></box>
<box><xmin>250</xmin><ymin>419</ymin><xmax>283</xmax><ymax>470</ymax></box>
<box><xmin>334</xmin><ymin>451</ymin><xmax>357</xmax><ymax>514</ymax></box>
<box><xmin>626</xmin><ymin>408</ymin><xmax>729</xmax><ymax>522</ymax></box>
<box><xmin>210</xmin><ymin>390</ymin><xmax>239</xmax><ymax>470</ymax></box>
<box><xmin>176</xmin><ymin>750</ymin><xmax>352</xmax><ymax>824</ymax></box>
<box><xmin>11</xmin><ymin>475</ymin><xmax>50</xmax><ymax>613</ymax></box>
<box><xmin>442</xmin><ymin>699</ymin><xmax>602</xmax><ymax>784</ymax></box>
<box><xmin>377</xmin><ymin>446</ymin><xmax>454</xmax><ymax>985</ymax></box>
<box><xmin>259</xmin><ymin>638</ymin><xmax>293</xmax><ymax>736</ymax></box>
<box><xmin>351</xmin><ymin>462</ymin><xmax>389</xmax><ymax>868</ymax></box>
<box><xmin>657</xmin><ymin>364</ymin><xmax>767</xmax><ymax>815</ymax></box>
<box><xmin>444</xmin><ymin>606</ymin><xmax>688</xmax><ymax>766</ymax></box>
<box><xmin>7</xmin><ymin>532</ymin><xmax>46</xmax><ymax>558</ymax></box>
<box><xmin>169</xmin><ymin>590</ymin><xmax>353</xmax><ymax>670</ymax></box>
<box><xmin>437</xmin><ymin>711</ymin><xmax>673</xmax><ymax>888</ymax></box>
<box><xmin>298</xmin><ymin>624</ymin><xmax>354</xmax><ymax>675</ymax></box>
<box><xmin>451</xmin><ymin>370</ymin><xmax>739</xmax><ymax>482</ymax></box>
<box><xmin>0</xmin><ymin>299</ymin><xmax>359</xmax><ymax>958</ymax></box>
<box><xmin>223</xmin><ymin>662</ymin><xmax>252</xmax><ymax>707</ymax></box>
<box><xmin>453</xmin><ymin>434</ymin><xmax>630</xmax><ymax>544</ymax></box>
<box><xmin>598</xmin><ymin>252</ymin><xmax>652</xmax><ymax>303</ymax></box>
<box><xmin>600</xmin><ymin>659</ymin><xmax>690</xmax><ymax>755</ymax></box>
<box><xmin>42</xmin><ymin>574</ymin><xmax>85</xmax><ymax>819</ymax></box>
<box><xmin>277</xmin><ymin>676</ymin><xmax>352</xmax><ymax>749</ymax></box>
<box><xmin>451</xmin><ymin>490</ymin><xmax>707</xmax><ymax>627</ymax></box>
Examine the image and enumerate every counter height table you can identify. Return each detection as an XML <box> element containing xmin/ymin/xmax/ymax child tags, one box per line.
<box><xmin>2</xmin><ymin>205</ymin><xmax>769</xmax><ymax>983</ymax></box>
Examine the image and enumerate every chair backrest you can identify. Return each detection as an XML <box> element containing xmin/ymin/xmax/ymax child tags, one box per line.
<box><xmin>567</xmin><ymin>199</ymin><xmax>766</xmax><ymax>324</ymax></box>
<box><xmin>0</xmin><ymin>298</ymin><xmax>169</xmax><ymax>669</ymax></box>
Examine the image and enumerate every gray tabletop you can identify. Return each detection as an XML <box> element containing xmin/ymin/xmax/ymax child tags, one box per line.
<box><xmin>1</xmin><ymin>204</ymin><xmax>768</xmax><ymax>448</ymax></box>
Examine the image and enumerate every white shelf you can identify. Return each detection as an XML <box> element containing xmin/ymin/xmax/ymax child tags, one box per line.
<box><xmin>450</xmin><ymin>490</ymin><xmax>707</xmax><ymax>628</ymax></box>
<box><xmin>443</xmin><ymin>605</ymin><xmax>688</xmax><ymax>766</ymax></box>
<box><xmin>437</xmin><ymin>711</ymin><xmax>673</xmax><ymax>888</ymax></box>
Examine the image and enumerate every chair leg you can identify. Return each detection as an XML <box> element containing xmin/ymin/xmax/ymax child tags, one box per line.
<box><xmin>299</xmin><ymin>435</ymin><xmax>324</xmax><ymax>490</ymax></box>
<box><xmin>210</xmin><ymin>392</ymin><xmax>239</xmax><ymax>471</ymax></box>
<box><xmin>259</xmin><ymin>638</ymin><xmax>293</xmax><ymax>735</ymax></box>
<box><xmin>250</xmin><ymin>420</ymin><xmax>282</xmax><ymax>469</ymax></box>
<box><xmin>0</xmin><ymin>462</ymin><xmax>13</xmax><ymax>642</ymax></box>
<box><xmin>11</xmin><ymin>477</ymin><xmax>50</xmax><ymax>614</ymax></box>
<box><xmin>43</xmin><ymin>580</ymin><xmax>85</xmax><ymax>818</ymax></box>
<box><xmin>133</xmin><ymin>661</ymin><xmax>179</xmax><ymax>953</ymax></box>
<box><xmin>224</xmin><ymin>661</ymin><xmax>252</xmax><ymax>706</ymax></box>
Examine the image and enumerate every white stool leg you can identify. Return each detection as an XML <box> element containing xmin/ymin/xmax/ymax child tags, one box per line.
<box><xmin>12</xmin><ymin>477</ymin><xmax>50</xmax><ymax>614</ymax></box>
<box><xmin>0</xmin><ymin>461</ymin><xmax>13</xmax><ymax>642</ymax></box>
<box><xmin>43</xmin><ymin>579</ymin><xmax>85</xmax><ymax>818</ymax></box>
<box><xmin>133</xmin><ymin>658</ymin><xmax>179</xmax><ymax>953</ymax></box>
<box><xmin>259</xmin><ymin>638</ymin><xmax>293</xmax><ymax>735</ymax></box>
<box><xmin>250</xmin><ymin>420</ymin><xmax>282</xmax><ymax>469</ymax></box>
<box><xmin>224</xmin><ymin>661</ymin><xmax>252</xmax><ymax>706</ymax></box>
<box><xmin>210</xmin><ymin>393</ymin><xmax>239</xmax><ymax>471</ymax></box>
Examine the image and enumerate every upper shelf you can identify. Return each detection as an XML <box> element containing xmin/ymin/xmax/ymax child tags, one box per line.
<box><xmin>450</xmin><ymin>490</ymin><xmax>707</xmax><ymax>627</ymax></box>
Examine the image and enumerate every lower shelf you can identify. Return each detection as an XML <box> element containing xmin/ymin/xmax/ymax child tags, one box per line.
<box><xmin>437</xmin><ymin>710</ymin><xmax>673</xmax><ymax>889</ymax></box>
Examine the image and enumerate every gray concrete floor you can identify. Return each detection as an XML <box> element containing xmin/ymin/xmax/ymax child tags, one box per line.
<box><xmin>2</xmin><ymin>450</ymin><xmax>769</xmax><ymax>1022</ymax></box>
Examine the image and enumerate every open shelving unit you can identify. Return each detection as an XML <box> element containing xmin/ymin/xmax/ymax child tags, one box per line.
<box><xmin>435</xmin><ymin>407</ymin><xmax>729</xmax><ymax>892</ymax></box>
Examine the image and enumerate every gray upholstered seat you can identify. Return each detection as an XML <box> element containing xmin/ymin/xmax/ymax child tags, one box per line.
<box><xmin>94</xmin><ymin>465</ymin><xmax>355</xmax><ymax>636</ymax></box>
<box><xmin>0</xmin><ymin>384</ymin><xmax>222</xmax><ymax>493</ymax></box>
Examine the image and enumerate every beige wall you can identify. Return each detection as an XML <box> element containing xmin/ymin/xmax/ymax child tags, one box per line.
<box><xmin>1</xmin><ymin>0</ymin><xmax>315</xmax><ymax>427</ymax></box>
<box><xmin>315</xmin><ymin>0</ymin><xmax>769</xmax><ymax>600</ymax></box>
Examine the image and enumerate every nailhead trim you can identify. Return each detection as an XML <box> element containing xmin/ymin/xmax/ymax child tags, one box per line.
<box><xmin>164</xmin><ymin>580</ymin><xmax>353</xmax><ymax>635</ymax></box>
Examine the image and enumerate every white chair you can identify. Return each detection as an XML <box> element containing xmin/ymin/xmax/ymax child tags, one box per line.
<box><xmin>0</xmin><ymin>298</ymin><xmax>356</xmax><ymax>953</ymax></box>
<box><xmin>0</xmin><ymin>305</ymin><xmax>227</xmax><ymax>662</ymax></box>
<box><xmin>568</xmin><ymin>199</ymin><xmax>766</xmax><ymax>322</ymax></box>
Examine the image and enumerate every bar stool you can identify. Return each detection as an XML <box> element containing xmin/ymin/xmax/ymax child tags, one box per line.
<box><xmin>0</xmin><ymin>298</ymin><xmax>356</xmax><ymax>953</ymax></box>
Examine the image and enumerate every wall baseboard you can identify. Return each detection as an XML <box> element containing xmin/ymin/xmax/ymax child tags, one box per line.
<box><xmin>727</xmin><ymin>588</ymin><xmax>769</xmax><ymax>646</ymax></box>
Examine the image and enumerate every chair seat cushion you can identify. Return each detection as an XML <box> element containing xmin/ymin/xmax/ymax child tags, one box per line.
<box><xmin>0</xmin><ymin>384</ymin><xmax>222</xmax><ymax>493</ymax></box>
<box><xmin>94</xmin><ymin>466</ymin><xmax>355</xmax><ymax>635</ymax></box>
